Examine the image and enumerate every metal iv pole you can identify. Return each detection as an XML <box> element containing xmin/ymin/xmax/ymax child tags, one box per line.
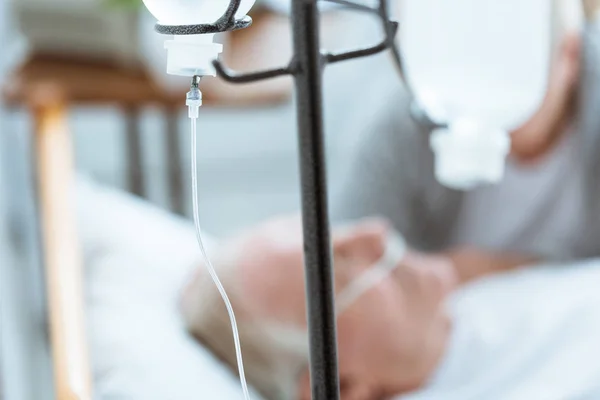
<box><xmin>157</xmin><ymin>1</ymin><xmax>406</xmax><ymax>398</ymax></box>
<box><xmin>288</xmin><ymin>2</ymin><xmax>339</xmax><ymax>398</ymax></box>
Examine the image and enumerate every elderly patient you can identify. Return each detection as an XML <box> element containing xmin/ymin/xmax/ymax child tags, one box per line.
<box><xmin>181</xmin><ymin>216</ymin><xmax>600</xmax><ymax>400</ymax></box>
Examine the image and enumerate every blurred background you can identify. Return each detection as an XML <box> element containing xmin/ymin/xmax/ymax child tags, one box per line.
<box><xmin>0</xmin><ymin>0</ymin><xmax>402</xmax><ymax>398</ymax></box>
<box><xmin>0</xmin><ymin>0</ymin><xmax>591</xmax><ymax>399</ymax></box>
<box><xmin>1</xmin><ymin>0</ymin><xmax>401</xmax><ymax>235</ymax></box>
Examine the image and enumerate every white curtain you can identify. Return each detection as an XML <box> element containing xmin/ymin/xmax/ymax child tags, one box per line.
<box><xmin>0</xmin><ymin>3</ymin><xmax>50</xmax><ymax>400</ymax></box>
<box><xmin>0</xmin><ymin>0</ymin><xmax>27</xmax><ymax>83</ymax></box>
<box><xmin>0</xmin><ymin>0</ymin><xmax>8</xmax><ymax>78</ymax></box>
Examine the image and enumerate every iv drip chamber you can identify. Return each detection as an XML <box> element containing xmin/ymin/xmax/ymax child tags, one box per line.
<box><xmin>400</xmin><ymin>0</ymin><xmax>553</xmax><ymax>190</ymax></box>
<box><xmin>142</xmin><ymin>0</ymin><xmax>257</xmax><ymax>77</ymax></box>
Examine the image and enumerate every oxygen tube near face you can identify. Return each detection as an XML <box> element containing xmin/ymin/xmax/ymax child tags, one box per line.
<box><xmin>187</xmin><ymin>76</ymin><xmax>251</xmax><ymax>400</ymax></box>
<box><xmin>336</xmin><ymin>232</ymin><xmax>407</xmax><ymax>315</ymax></box>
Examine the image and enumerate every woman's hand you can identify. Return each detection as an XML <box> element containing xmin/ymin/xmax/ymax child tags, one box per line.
<box><xmin>510</xmin><ymin>32</ymin><xmax>581</xmax><ymax>162</ymax></box>
<box><xmin>444</xmin><ymin>248</ymin><xmax>539</xmax><ymax>284</ymax></box>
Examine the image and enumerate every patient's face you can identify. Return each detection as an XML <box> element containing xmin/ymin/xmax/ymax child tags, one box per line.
<box><xmin>235</xmin><ymin>216</ymin><xmax>456</xmax><ymax>398</ymax></box>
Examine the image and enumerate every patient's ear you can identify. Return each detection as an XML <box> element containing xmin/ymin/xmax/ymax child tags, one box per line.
<box><xmin>297</xmin><ymin>367</ymin><xmax>376</xmax><ymax>400</ymax></box>
<box><xmin>333</xmin><ymin>218</ymin><xmax>389</xmax><ymax>263</ymax></box>
<box><xmin>340</xmin><ymin>377</ymin><xmax>377</xmax><ymax>400</ymax></box>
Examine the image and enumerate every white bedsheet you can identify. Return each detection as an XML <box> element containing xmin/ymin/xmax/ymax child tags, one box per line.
<box><xmin>77</xmin><ymin>177</ymin><xmax>263</xmax><ymax>399</ymax></box>
<box><xmin>401</xmin><ymin>260</ymin><xmax>600</xmax><ymax>400</ymax></box>
<box><xmin>78</xmin><ymin>177</ymin><xmax>600</xmax><ymax>400</ymax></box>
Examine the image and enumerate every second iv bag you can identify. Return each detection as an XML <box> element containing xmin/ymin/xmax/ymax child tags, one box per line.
<box><xmin>142</xmin><ymin>0</ymin><xmax>256</xmax><ymax>77</ymax></box>
<box><xmin>401</xmin><ymin>0</ymin><xmax>553</xmax><ymax>190</ymax></box>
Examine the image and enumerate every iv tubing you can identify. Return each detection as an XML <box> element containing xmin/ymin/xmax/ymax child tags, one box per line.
<box><xmin>190</xmin><ymin>117</ymin><xmax>251</xmax><ymax>400</ymax></box>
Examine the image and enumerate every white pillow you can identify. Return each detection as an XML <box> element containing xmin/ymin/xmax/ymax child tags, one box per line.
<box><xmin>76</xmin><ymin>177</ymin><xmax>262</xmax><ymax>399</ymax></box>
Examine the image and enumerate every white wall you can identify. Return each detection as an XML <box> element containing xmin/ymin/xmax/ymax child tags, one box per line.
<box><xmin>69</xmin><ymin>8</ymin><xmax>392</xmax><ymax>236</ymax></box>
<box><xmin>0</xmin><ymin>1</ymin><xmax>54</xmax><ymax>399</ymax></box>
<box><xmin>0</xmin><ymin>117</ymin><xmax>55</xmax><ymax>400</ymax></box>
<box><xmin>0</xmin><ymin>115</ymin><xmax>56</xmax><ymax>400</ymax></box>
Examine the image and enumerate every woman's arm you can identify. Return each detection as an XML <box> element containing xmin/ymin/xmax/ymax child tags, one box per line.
<box><xmin>445</xmin><ymin>248</ymin><xmax>540</xmax><ymax>284</ymax></box>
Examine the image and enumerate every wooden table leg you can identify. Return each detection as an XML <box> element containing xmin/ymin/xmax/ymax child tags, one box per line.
<box><xmin>124</xmin><ymin>107</ymin><xmax>146</xmax><ymax>198</ymax></box>
<box><xmin>33</xmin><ymin>99</ymin><xmax>92</xmax><ymax>400</ymax></box>
<box><xmin>165</xmin><ymin>107</ymin><xmax>185</xmax><ymax>216</ymax></box>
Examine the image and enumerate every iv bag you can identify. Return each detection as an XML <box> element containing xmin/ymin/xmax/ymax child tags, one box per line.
<box><xmin>142</xmin><ymin>0</ymin><xmax>255</xmax><ymax>26</ymax></box>
<box><xmin>142</xmin><ymin>0</ymin><xmax>258</xmax><ymax>77</ymax></box>
<box><xmin>400</xmin><ymin>0</ymin><xmax>553</xmax><ymax>189</ymax></box>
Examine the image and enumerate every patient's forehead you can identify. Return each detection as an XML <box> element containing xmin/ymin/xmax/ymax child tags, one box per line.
<box><xmin>234</xmin><ymin>215</ymin><xmax>309</xmax><ymax>326</ymax></box>
<box><xmin>232</xmin><ymin>215</ymin><xmax>358</xmax><ymax>325</ymax></box>
<box><xmin>250</xmin><ymin>215</ymin><xmax>304</xmax><ymax>247</ymax></box>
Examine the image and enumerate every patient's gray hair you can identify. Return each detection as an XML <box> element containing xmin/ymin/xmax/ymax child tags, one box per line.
<box><xmin>180</xmin><ymin>248</ymin><xmax>309</xmax><ymax>400</ymax></box>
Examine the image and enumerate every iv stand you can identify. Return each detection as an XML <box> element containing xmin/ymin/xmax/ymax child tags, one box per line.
<box><xmin>158</xmin><ymin>1</ymin><xmax>409</xmax><ymax>398</ymax></box>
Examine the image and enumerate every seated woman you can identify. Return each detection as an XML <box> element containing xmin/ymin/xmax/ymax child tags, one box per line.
<box><xmin>332</xmin><ymin>3</ymin><xmax>596</xmax><ymax>267</ymax></box>
<box><xmin>181</xmin><ymin>215</ymin><xmax>600</xmax><ymax>400</ymax></box>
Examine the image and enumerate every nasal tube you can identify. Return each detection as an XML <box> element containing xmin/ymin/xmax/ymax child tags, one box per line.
<box><xmin>336</xmin><ymin>231</ymin><xmax>407</xmax><ymax>314</ymax></box>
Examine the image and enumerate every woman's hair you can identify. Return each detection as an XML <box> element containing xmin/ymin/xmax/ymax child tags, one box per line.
<box><xmin>180</xmin><ymin>249</ymin><xmax>309</xmax><ymax>400</ymax></box>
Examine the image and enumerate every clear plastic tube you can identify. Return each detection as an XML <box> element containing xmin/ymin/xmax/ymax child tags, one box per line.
<box><xmin>336</xmin><ymin>231</ymin><xmax>406</xmax><ymax>315</ymax></box>
<box><xmin>190</xmin><ymin>117</ymin><xmax>251</xmax><ymax>400</ymax></box>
